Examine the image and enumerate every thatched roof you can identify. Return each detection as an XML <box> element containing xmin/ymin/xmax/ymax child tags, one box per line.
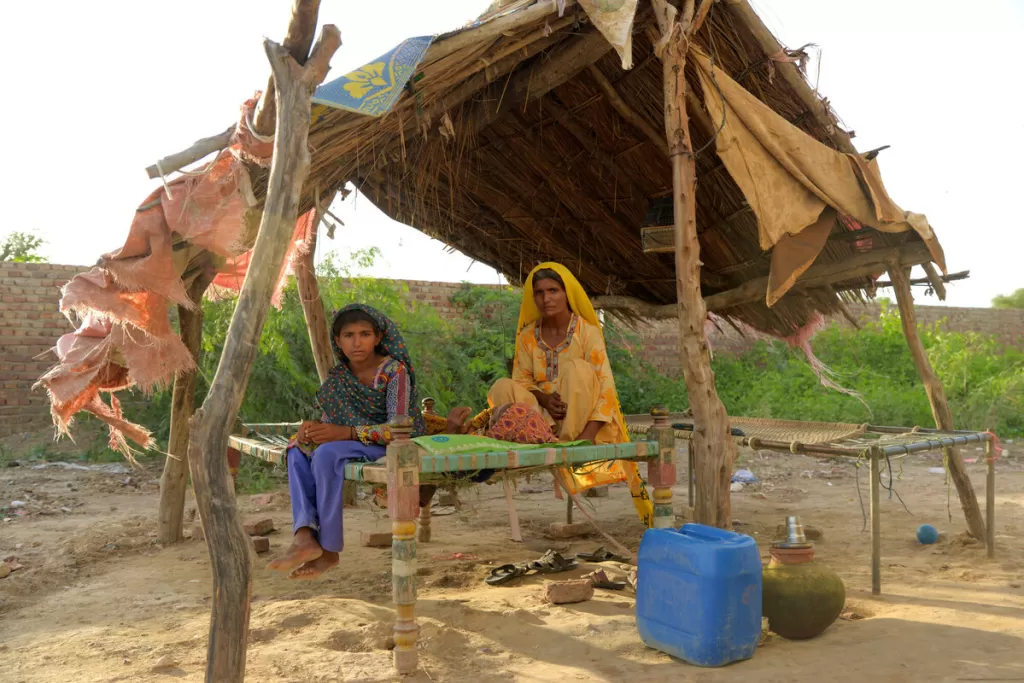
<box><xmin>248</xmin><ymin>0</ymin><xmax>939</xmax><ymax>338</ymax></box>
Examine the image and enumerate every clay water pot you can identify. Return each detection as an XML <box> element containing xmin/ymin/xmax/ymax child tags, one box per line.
<box><xmin>762</xmin><ymin>545</ymin><xmax>845</xmax><ymax>640</ymax></box>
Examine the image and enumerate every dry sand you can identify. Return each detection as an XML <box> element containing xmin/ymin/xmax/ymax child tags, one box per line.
<box><xmin>0</xmin><ymin>444</ymin><xmax>1022</xmax><ymax>682</ymax></box>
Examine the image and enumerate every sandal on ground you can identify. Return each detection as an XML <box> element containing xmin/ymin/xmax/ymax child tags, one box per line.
<box><xmin>485</xmin><ymin>563</ymin><xmax>530</xmax><ymax>586</ymax></box>
<box><xmin>575</xmin><ymin>546</ymin><xmax>631</xmax><ymax>564</ymax></box>
<box><xmin>529</xmin><ymin>549</ymin><xmax>579</xmax><ymax>574</ymax></box>
<box><xmin>586</xmin><ymin>568</ymin><xmax>627</xmax><ymax>590</ymax></box>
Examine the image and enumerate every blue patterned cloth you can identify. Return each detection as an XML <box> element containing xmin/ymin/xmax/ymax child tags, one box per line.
<box><xmin>313</xmin><ymin>36</ymin><xmax>433</xmax><ymax>117</ymax></box>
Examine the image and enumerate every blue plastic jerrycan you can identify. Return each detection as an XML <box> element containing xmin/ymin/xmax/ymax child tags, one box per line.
<box><xmin>636</xmin><ymin>523</ymin><xmax>762</xmax><ymax>667</ymax></box>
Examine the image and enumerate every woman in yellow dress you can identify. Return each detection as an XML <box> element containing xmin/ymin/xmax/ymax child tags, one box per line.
<box><xmin>489</xmin><ymin>262</ymin><xmax>653</xmax><ymax>526</ymax></box>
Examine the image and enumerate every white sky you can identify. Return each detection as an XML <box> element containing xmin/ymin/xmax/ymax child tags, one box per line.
<box><xmin>2</xmin><ymin>0</ymin><xmax>1021</xmax><ymax>307</ymax></box>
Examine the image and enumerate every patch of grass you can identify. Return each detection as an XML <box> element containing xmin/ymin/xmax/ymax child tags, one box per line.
<box><xmin>235</xmin><ymin>457</ymin><xmax>287</xmax><ymax>495</ymax></box>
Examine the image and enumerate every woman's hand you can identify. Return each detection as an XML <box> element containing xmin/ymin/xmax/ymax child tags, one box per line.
<box><xmin>297</xmin><ymin>420</ymin><xmax>318</xmax><ymax>443</ymax></box>
<box><xmin>446</xmin><ymin>406</ymin><xmax>472</xmax><ymax>434</ymax></box>
<box><xmin>304</xmin><ymin>422</ymin><xmax>353</xmax><ymax>444</ymax></box>
<box><xmin>538</xmin><ymin>392</ymin><xmax>568</xmax><ymax>421</ymax></box>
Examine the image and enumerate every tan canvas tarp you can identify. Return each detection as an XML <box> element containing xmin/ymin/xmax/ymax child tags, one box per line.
<box><xmin>579</xmin><ymin>0</ymin><xmax>639</xmax><ymax>69</ymax></box>
<box><xmin>691</xmin><ymin>49</ymin><xmax>945</xmax><ymax>306</ymax></box>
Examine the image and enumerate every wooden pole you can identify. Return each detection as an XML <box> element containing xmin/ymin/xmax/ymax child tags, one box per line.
<box><xmin>252</xmin><ymin>0</ymin><xmax>323</xmax><ymax>137</ymax></box>
<box><xmin>157</xmin><ymin>274</ymin><xmax>211</xmax><ymax>544</ymax></box>
<box><xmin>649</xmin><ymin>407</ymin><xmax>677</xmax><ymax>528</ymax></box>
<box><xmin>889</xmin><ymin>265</ymin><xmax>986</xmax><ymax>540</ymax></box>
<box><xmin>386</xmin><ymin>416</ymin><xmax>421</xmax><ymax>675</ymax></box>
<box><xmin>292</xmin><ymin>190</ymin><xmax>338</xmax><ymax>384</ymax></box>
<box><xmin>590</xmin><ymin>242</ymin><xmax>934</xmax><ymax>318</ymax></box>
<box><xmin>661</xmin><ymin>6</ymin><xmax>738</xmax><ymax>528</ymax></box>
<box><xmin>185</xmin><ymin>27</ymin><xmax>341</xmax><ymax>683</ymax></box>
<box><xmin>870</xmin><ymin>447</ymin><xmax>881</xmax><ymax>595</ymax></box>
<box><xmin>986</xmin><ymin>438</ymin><xmax>995</xmax><ymax>559</ymax></box>
<box><xmin>145</xmin><ymin>126</ymin><xmax>234</xmax><ymax>180</ymax></box>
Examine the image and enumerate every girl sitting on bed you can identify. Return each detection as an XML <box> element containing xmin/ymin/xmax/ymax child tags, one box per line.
<box><xmin>267</xmin><ymin>303</ymin><xmax>441</xmax><ymax>580</ymax></box>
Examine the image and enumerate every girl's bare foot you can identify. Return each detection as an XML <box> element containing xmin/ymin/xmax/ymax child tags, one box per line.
<box><xmin>266</xmin><ymin>528</ymin><xmax>322</xmax><ymax>572</ymax></box>
<box><xmin>288</xmin><ymin>551</ymin><xmax>340</xmax><ymax>580</ymax></box>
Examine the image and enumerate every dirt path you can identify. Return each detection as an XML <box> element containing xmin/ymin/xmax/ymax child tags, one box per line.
<box><xmin>1</xmin><ymin>446</ymin><xmax>1022</xmax><ymax>682</ymax></box>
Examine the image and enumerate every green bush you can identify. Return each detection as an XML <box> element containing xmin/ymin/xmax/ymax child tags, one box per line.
<box><xmin>132</xmin><ymin>251</ymin><xmax>1024</xmax><ymax>450</ymax></box>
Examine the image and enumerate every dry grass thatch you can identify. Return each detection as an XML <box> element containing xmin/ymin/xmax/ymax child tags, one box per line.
<box><xmin>247</xmin><ymin>0</ymin><xmax>929</xmax><ymax>338</ymax></box>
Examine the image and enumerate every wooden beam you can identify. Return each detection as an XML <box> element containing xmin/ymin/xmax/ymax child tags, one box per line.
<box><xmin>591</xmin><ymin>241</ymin><xmax>934</xmax><ymax>317</ymax></box>
<box><xmin>725</xmin><ymin>0</ymin><xmax>858</xmax><ymax>154</ymax></box>
<box><xmin>145</xmin><ymin>126</ymin><xmax>235</xmax><ymax>180</ymax></box>
<box><xmin>252</xmin><ymin>0</ymin><xmax>323</xmax><ymax>137</ymax></box>
<box><xmin>921</xmin><ymin>262</ymin><xmax>947</xmax><ymax>301</ymax></box>
<box><xmin>587</xmin><ymin>64</ymin><xmax>670</xmax><ymax>158</ymax></box>
<box><xmin>867</xmin><ymin>269</ymin><xmax>969</xmax><ymax>290</ymax></box>
<box><xmin>663</xmin><ymin>3</ymin><xmax>737</xmax><ymax>529</ymax></box>
<box><xmin>157</xmin><ymin>270</ymin><xmax>213</xmax><ymax>544</ymax></box>
<box><xmin>186</xmin><ymin>26</ymin><xmax>341</xmax><ymax>683</ymax></box>
<box><xmin>889</xmin><ymin>265</ymin><xmax>986</xmax><ymax>541</ymax></box>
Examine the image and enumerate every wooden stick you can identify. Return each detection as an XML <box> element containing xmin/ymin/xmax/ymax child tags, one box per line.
<box><xmin>386</xmin><ymin>417</ymin><xmax>421</xmax><ymax>675</ymax></box>
<box><xmin>252</xmin><ymin>0</ymin><xmax>323</xmax><ymax>137</ymax></box>
<box><xmin>145</xmin><ymin>126</ymin><xmax>234</xmax><ymax>180</ymax></box>
<box><xmin>186</xmin><ymin>27</ymin><xmax>341</xmax><ymax>683</ymax></box>
<box><xmin>870</xmin><ymin>447</ymin><xmax>881</xmax><ymax>595</ymax></box>
<box><xmin>566</xmin><ymin>490</ymin><xmax>574</xmax><ymax>525</ymax></box>
<box><xmin>725</xmin><ymin>0</ymin><xmax>857</xmax><ymax>154</ymax></box>
<box><xmin>590</xmin><ymin>241</ymin><xmax>933</xmax><ymax>318</ymax></box>
<box><xmin>687</xmin><ymin>0</ymin><xmax>715</xmax><ymax>39</ymax></box>
<box><xmin>292</xmin><ymin>189</ymin><xmax>338</xmax><ymax>383</ymax></box>
<box><xmin>157</xmin><ymin>272</ymin><xmax>212</xmax><ymax>544</ymax></box>
<box><xmin>986</xmin><ymin>438</ymin><xmax>995</xmax><ymax>559</ymax></box>
<box><xmin>503</xmin><ymin>473</ymin><xmax>523</xmax><ymax>542</ymax></box>
<box><xmin>663</xmin><ymin>10</ymin><xmax>737</xmax><ymax>528</ymax></box>
<box><xmin>889</xmin><ymin>265</ymin><xmax>986</xmax><ymax>540</ymax></box>
<box><xmin>586</xmin><ymin>65</ymin><xmax>670</xmax><ymax>158</ymax></box>
<box><xmin>648</xmin><ymin>407</ymin><xmax>677</xmax><ymax>528</ymax></box>
<box><xmin>868</xmin><ymin>270</ymin><xmax>969</xmax><ymax>290</ymax></box>
<box><xmin>921</xmin><ymin>262</ymin><xmax>947</xmax><ymax>301</ymax></box>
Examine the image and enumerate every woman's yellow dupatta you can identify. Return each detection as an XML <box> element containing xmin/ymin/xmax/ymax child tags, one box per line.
<box><xmin>519</xmin><ymin>263</ymin><xmax>654</xmax><ymax>527</ymax></box>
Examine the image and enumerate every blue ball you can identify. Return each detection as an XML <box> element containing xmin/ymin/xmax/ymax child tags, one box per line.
<box><xmin>917</xmin><ymin>524</ymin><xmax>939</xmax><ymax>545</ymax></box>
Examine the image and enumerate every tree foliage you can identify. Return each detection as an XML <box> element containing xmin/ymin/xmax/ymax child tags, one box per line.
<box><xmin>992</xmin><ymin>288</ymin><xmax>1024</xmax><ymax>309</ymax></box>
<box><xmin>1</xmin><ymin>231</ymin><xmax>46</xmax><ymax>263</ymax></box>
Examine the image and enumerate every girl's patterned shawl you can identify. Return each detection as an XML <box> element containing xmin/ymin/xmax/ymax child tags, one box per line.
<box><xmin>315</xmin><ymin>304</ymin><xmax>426</xmax><ymax>437</ymax></box>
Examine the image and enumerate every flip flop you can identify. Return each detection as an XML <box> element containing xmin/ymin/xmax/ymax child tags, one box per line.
<box><xmin>485</xmin><ymin>563</ymin><xmax>529</xmax><ymax>586</ymax></box>
<box><xmin>575</xmin><ymin>546</ymin><xmax>631</xmax><ymax>564</ymax></box>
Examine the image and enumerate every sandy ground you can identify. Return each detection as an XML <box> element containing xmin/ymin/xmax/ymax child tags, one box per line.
<box><xmin>0</xmin><ymin>442</ymin><xmax>1022</xmax><ymax>683</ymax></box>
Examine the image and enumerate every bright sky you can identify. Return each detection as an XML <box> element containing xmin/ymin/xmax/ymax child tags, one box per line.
<box><xmin>3</xmin><ymin>1</ymin><xmax>1021</xmax><ymax>307</ymax></box>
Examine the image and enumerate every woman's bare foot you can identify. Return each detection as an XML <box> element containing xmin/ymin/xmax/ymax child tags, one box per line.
<box><xmin>288</xmin><ymin>551</ymin><xmax>340</xmax><ymax>580</ymax></box>
<box><xmin>266</xmin><ymin>528</ymin><xmax>322</xmax><ymax>572</ymax></box>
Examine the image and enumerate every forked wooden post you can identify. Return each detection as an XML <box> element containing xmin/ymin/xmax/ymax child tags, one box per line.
<box><xmin>661</xmin><ymin>2</ymin><xmax>738</xmax><ymax>528</ymax></box>
<box><xmin>386</xmin><ymin>416</ymin><xmax>421</xmax><ymax>675</ymax></box>
<box><xmin>889</xmin><ymin>265</ymin><xmax>986</xmax><ymax>539</ymax></box>
<box><xmin>184</xmin><ymin>27</ymin><xmax>341</xmax><ymax>683</ymax></box>
<box><xmin>648</xmin><ymin>406</ymin><xmax>677</xmax><ymax>528</ymax></box>
<box><xmin>986</xmin><ymin>438</ymin><xmax>995</xmax><ymax>559</ymax></box>
<box><xmin>869</xmin><ymin>447</ymin><xmax>882</xmax><ymax>595</ymax></box>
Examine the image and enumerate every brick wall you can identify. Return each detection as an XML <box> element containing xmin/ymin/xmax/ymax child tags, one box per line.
<box><xmin>0</xmin><ymin>263</ymin><xmax>82</xmax><ymax>439</ymax></box>
<box><xmin>4</xmin><ymin>263</ymin><xmax>1024</xmax><ymax>436</ymax></box>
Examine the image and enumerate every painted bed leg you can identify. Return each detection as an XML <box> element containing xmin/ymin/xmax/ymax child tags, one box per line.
<box><xmin>387</xmin><ymin>416</ymin><xmax>419</xmax><ymax>675</ymax></box>
<box><xmin>503</xmin><ymin>473</ymin><xmax>523</xmax><ymax>542</ymax></box>
<box><xmin>418</xmin><ymin>504</ymin><xmax>432</xmax><ymax>543</ymax></box>
<box><xmin>649</xmin><ymin>407</ymin><xmax>677</xmax><ymax>529</ymax></box>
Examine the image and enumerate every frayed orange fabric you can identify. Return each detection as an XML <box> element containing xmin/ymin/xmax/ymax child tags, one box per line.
<box><xmin>37</xmin><ymin>95</ymin><xmax>313</xmax><ymax>456</ymax></box>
